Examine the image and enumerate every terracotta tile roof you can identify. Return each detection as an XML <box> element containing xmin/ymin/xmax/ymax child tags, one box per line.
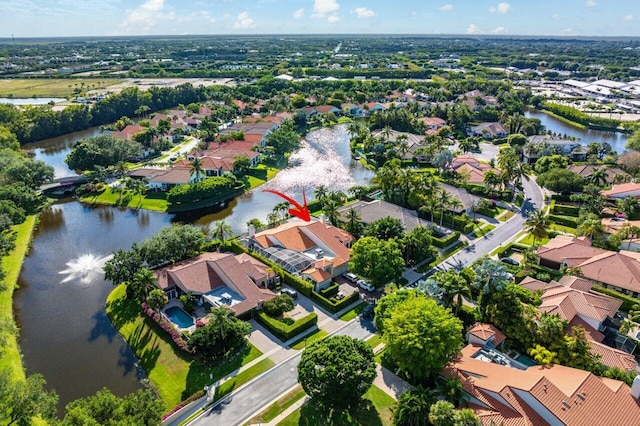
<box><xmin>601</xmin><ymin>182</ymin><xmax>640</xmax><ymax>198</ymax></box>
<box><xmin>302</xmin><ymin>267</ymin><xmax>332</xmax><ymax>283</ymax></box>
<box><xmin>419</xmin><ymin>116</ymin><xmax>446</xmax><ymax>127</ymax></box>
<box><xmin>566</xmin><ymin>165</ymin><xmax>629</xmax><ymax>183</ymax></box>
<box><xmin>206</xmin><ymin>140</ymin><xmax>259</xmax><ymax>151</ymax></box>
<box><xmin>539</xmin><ymin>285</ymin><xmax>620</xmax><ymax>324</ymax></box>
<box><xmin>315</xmin><ymin>105</ymin><xmax>338</xmax><ymax>113</ymax></box>
<box><xmin>558</xmin><ymin>276</ymin><xmax>595</xmax><ymax>292</ymax></box>
<box><xmin>455</xmin><ymin>163</ymin><xmax>499</xmax><ymax>185</ymax></box>
<box><xmin>519</xmin><ymin>276</ymin><xmax>561</xmax><ymax>292</ymax></box>
<box><xmin>536</xmin><ymin>236</ymin><xmax>607</xmax><ymax>268</ymax></box>
<box><xmin>444</xmin><ymin>344</ymin><xmax>640</xmax><ymax>426</ymax></box>
<box><xmin>148</xmin><ymin>168</ymin><xmax>192</xmax><ymax>184</ymax></box>
<box><xmin>154</xmin><ymin>252</ymin><xmax>275</xmax><ymax>316</ymax></box>
<box><xmin>467</xmin><ymin>322</ymin><xmax>506</xmax><ymax>346</ymax></box>
<box><xmin>577</xmin><ymin>251</ymin><xmax>640</xmax><ymax>293</ymax></box>
<box><xmin>589</xmin><ymin>341</ymin><xmax>638</xmax><ymax>371</ymax></box>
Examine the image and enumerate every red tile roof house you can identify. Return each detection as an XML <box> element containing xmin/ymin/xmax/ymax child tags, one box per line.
<box><xmin>129</xmin><ymin>167</ymin><xmax>203</xmax><ymax>192</ymax></box>
<box><xmin>601</xmin><ymin>182</ymin><xmax>640</xmax><ymax>199</ymax></box>
<box><xmin>520</xmin><ymin>276</ymin><xmax>637</xmax><ymax>372</ymax></box>
<box><xmin>154</xmin><ymin>252</ymin><xmax>277</xmax><ymax>318</ymax></box>
<box><xmin>536</xmin><ymin>235</ymin><xmax>640</xmax><ymax>298</ymax></box>
<box><xmin>246</xmin><ymin>219</ymin><xmax>354</xmax><ymax>291</ymax></box>
<box><xmin>418</xmin><ymin>116</ymin><xmax>447</xmax><ymax>131</ymax></box>
<box><xmin>442</xmin><ymin>341</ymin><xmax>640</xmax><ymax>426</ymax></box>
<box><xmin>451</xmin><ymin>155</ymin><xmax>500</xmax><ymax>185</ymax></box>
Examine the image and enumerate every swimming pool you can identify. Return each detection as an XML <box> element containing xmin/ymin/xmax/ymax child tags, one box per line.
<box><xmin>165</xmin><ymin>306</ymin><xmax>194</xmax><ymax>329</ymax></box>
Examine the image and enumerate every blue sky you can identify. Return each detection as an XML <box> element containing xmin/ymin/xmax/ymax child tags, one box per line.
<box><xmin>0</xmin><ymin>0</ymin><xmax>638</xmax><ymax>38</ymax></box>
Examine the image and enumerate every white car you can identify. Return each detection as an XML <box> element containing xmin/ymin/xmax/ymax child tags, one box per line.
<box><xmin>357</xmin><ymin>280</ymin><xmax>375</xmax><ymax>292</ymax></box>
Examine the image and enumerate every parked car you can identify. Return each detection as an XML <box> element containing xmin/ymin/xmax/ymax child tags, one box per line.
<box><xmin>342</xmin><ymin>272</ymin><xmax>358</xmax><ymax>283</ymax></box>
<box><xmin>280</xmin><ymin>287</ymin><xmax>298</xmax><ymax>299</ymax></box>
<box><xmin>500</xmin><ymin>257</ymin><xmax>520</xmax><ymax>266</ymax></box>
<box><xmin>357</xmin><ymin>280</ymin><xmax>375</xmax><ymax>292</ymax></box>
<box><xmin>360</xmin><ymin>303</ymin><xmax>376</xmax><ymax>318</ymax></box>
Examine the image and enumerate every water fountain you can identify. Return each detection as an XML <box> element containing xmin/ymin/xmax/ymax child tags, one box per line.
<box><xmin>59</xmin><ymin>253</ymin><xmax>113</xmax><ymax>285</ymax></box>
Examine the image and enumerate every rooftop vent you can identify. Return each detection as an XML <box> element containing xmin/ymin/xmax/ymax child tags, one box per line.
<box><xmin>562</xmin><ymin>401</ymin><xmax>571</xmax><ymax>409</ymax></box>
<box><xmin>577</xmin><ymin>393</ymin><xmax>586</xmax><ymax>400</ymax></box>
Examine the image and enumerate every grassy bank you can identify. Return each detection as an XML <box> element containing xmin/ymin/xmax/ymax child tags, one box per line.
<box><xmin>80</xmin><ymin>187</ymin><xmax>169</xmax><ymax>211</ymax></box>
<box><xmin>0</xmin><ymin>215</ymin><xmax>37</xmax><ymax>381</ymax></box>
<box><xmin>0</xmin><ymin>79</ymin><xmax>120</xmax><ymax>98</ymax></box>
<box><xmin>540</xmin><ymin>109</ymin><xmax>587</xmax><ymax>130</ymax></box>
<box><xmin>105</xmin><ymin>284</ymin><xmax>263</xmax><ymax>411</ymax></box>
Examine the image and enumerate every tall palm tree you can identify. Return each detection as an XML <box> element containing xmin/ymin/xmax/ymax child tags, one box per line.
<box><xmin>437</xmin><ymin>189</ymin><xmax>453</xmax><ymax>227</ymax></box>
<box><xmin>190</xmin><ymin>157</ymin><xmax>205</xmax><ymax>183</ymax></box>
<box><xmin>588</xmin><ymin>167</ymin><xmax>608</xmax><ymax>187</ymax></box>
<box><xmin>130</xmin><ymin>268</ymin><xmax>158</xmax><ymax>300</ymax></box>
<box><xmin>439</xmin><ymin>272</ymin><xmax>471</xmax><ymax>315</ymax></box>
<box><xmin>344</xmin><ymin>207</ymin><xmax>362</xmax><ymax>238</ymax></box>
<box><xmin>323</xmin><ymin>199</ymin><xmax>339</xmax><ymax>226</ymax></box>
<box><xmin>577</xmin><ymin>218</ymin><xmax>605</xmax><ymax>241</ymax></box>
<box><xmin>115</xmin><ymin>161</ymin><xmax>128</xmax><ymax>179</ymax></box>
<box><xmin>212</xmin><ymin>220</ymin><xmax>234</xmax><ymax>243</ymax></box>
<box><xmin>314</xmin><ymin>184</ymin><xmax>328</xmax><ymax>207</ymax></box>
<box><xmin>380</xmin><ymin>125</ymin><xmax>393</xmax><ymax>142</ymax></box>
<box><xmin>448</xmin><ymin>198</ymin><xmax>464</xmax><ymax>228</ymax></box>
<box><xmin>273</xmin><ymin>201</ymin><xmax>290</xmax><ymax>221</ymax></box>
<box><xmin>524</xmin><ymin>209</ymin><xmax>550</xmax><ymax>245</ymax></box>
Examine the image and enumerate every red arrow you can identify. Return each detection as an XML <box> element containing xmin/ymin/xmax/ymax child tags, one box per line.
<box><xmin>263</xmin><ymin>188</ymin><xmax>311</xmax><ymax>222</ymax></box>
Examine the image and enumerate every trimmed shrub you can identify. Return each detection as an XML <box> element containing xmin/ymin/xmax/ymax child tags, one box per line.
<box><xmin>311</xmin><ymin>291</ymin><xmax>360</xmax><ymax>313</ymax></box>
<box><xmin>476</xmin><ymin>207</ymin><xmax>499</xmax><ymax>218</ymax></box>
<box><xmin>141</xmin><ymin>302</ymin><xmax>190</xmax><ymax>353</ymax></box>
<box><xmin>319</xmin><ymin>282</ymin><xmax>340</xmax><ymax>298</ymax></box>
<box><xmin>592</xmin><ymin>286</ymin><xmax>639</xmax><ymax>311</ymax></box>
<box><xmin>262</xmin><ymin>294</ymin><xmax>295</xmax><ymax>317</ymax></box>
<box><xmin>552</xmin><ymin>203</ymin><xmax>580</xmax><ymax>217</ymax></box>
<box><xmin>549</xmin><ymin>214</ymin><xmax>579</xmax><ymax>228</ymax></box>
<box><xmin>457</xmin><ymin>305</ymin><xmax>479</xmax><ymax>327</ymax></box>
<box><xmin>433</xmin><ymin>232</ymin><xmax>461</xmax><ymax>249</ymax></box>
<box><xmin>256</xmin><ymin>311</ymin><xmax>318</xmax><ymax>341</ymax></box>
<box><xmin>550</xmin><ymin>194</ymin><xmax>573</xmax><ymax>202</ymax></box>
<box><xmin>245</xmin><ymin>167</ymin><xmax>268</xmax><ymax>180</ymax></box>
<box><xmin>463</xmin><ymin>222</ymin><xmax>476</xmax><ymax>234</ymax></box>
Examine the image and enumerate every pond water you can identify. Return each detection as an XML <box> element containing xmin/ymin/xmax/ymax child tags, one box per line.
<box><xmin>0</xmin><ymin>97</ymin><xmax>67</xmax><ymax>105</ymax></box>
<box><xmin>17</xmin><ymin>124</ymin><xmax>373</xmax><ymax>410</ymax></box>
<box><xmin>525</xmin><ymin>110</ymin><xmax>630</xmax><ymax>154</ymax></box>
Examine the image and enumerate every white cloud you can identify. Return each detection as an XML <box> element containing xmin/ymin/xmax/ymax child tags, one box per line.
<box><xmin>551</xmin><ymin>14</ymin><xmax>562</xmax><ymax>20</ymax></box>
<box><xmin>192</xmin><ymin>10</ymin><xmax>215</xmax><ymax>23</ymax></box>
<box><xmin>466</xmin><ymin>24</ymin><xmax>481</xmax><ymax>34</ymax></box>
<box><xmin>438</xmin><ymin>4</ymin><xmax>453</xmax><ymax>11</ymax></box>
<box><xmin>293</xmin><ymin>8</ymin><xmax>305</xmax><ymax>19</ymax></box>
<box><xmin>120</xmin><ymin>0</ymin><xmax>175</xmax><ymax>33</ymax></box>
<box><xmin>586</xmin><ymin>0</ymin><xmax>597</xmax><ymax>6</ymax></box>
<box><xmin>232</xmin><ymin>12</ymin><xmax>256</xmax><ymax>29</ymax></box>
<box><xmin>312</xmin><ymin>0</ymin><xmax>340</xmax><ymax>18</ymax></box>
<box><xmin>490</xmin><ymin>26</ymin><xmax>506</xmax><ymax>34</ymax></box>
<box><xmin>354</xmin><ymin>7</ymin><xmax>375</xmax><ymax>18</ymax></box>
<box><xmin>327</xmin><ymin>15</ymin><xmax>340</xmax><ymax>23</ymax></box>
<box><xmin>623</xmin><ymin>14</ymin><xmax>633</xmax><ymax>21</ymax></box>
<box><xmin>489</xmin><ymin>2</ymin><xmax>511</xmax><ymax>14</ymax></box>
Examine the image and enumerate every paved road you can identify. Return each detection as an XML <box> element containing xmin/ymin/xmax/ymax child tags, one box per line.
<box><xmin>428</xmin><ymin>177</ymin><xmax>544</xmax><ymax>275</ymax></box>
<box><xmin>183</xmin><ymin>317</ymin><xmax>376</xmax><ymax>426</ymax></box>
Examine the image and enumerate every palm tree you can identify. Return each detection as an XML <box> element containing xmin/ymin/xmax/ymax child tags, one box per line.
<box><xmin>314</xmin><ymin>184</ymin><xmax>328</xmax><ymax>207</ymax></box>
<box><xmin>115</xmin><ymin>161</ymin><xmax>128</xmax><ymax>179</ymax></box>
<box><xmin>273</xmin><ymin>201</ymin><xmax>290</xmax><ymax>221</ymax></box>
<box><xmin>437</xmin><ymin>189</ymin><xmax>452</xmax><ymax>227</ymax></box>
<box><xmin>528</xmin><ymin>344</ymin><xmax>558</xmax><ymax>366</ymax></box>
<box><xmin>448</xmin><ymin>198</ymin><xmax>464</xmax><ymax>228</ymax></box>
<box><xmin>577</xmin><ymin>218</ymin><xmax>605</xmax><ymax>241</ymax></box>
<box><xmin>212</xmin><ymin>220</ymin><xmax>234</xmax><ymax>243</ymax></box>
<box><xmin>380</xmin><ymin>125</ymin><xmax>393</xmax><ymax>142</ymax></box>
<box><xmin>524</xmin><ymin>209</ymin><xmax>550</xmax><ymax>245</ymax></box>
<box><xmin>393</xmin><ymin>386</ymin><xmax>437</xmax><ymax>426</ymax></box>
<box><xmin>423</xmin><ymin>195</ymin><xmax>440</xmax><ymax>224</ymax></box>
<box><xmin>190</xmin><ymin>157</ymin><xmax>205</xmax><ymax>183</ymax></box>
<box><xmin>130</xmin><ymin>268</ymin><xmax>158</xmax><ymax>300</ymax></box>
<box><xmin>344</xmin><ymin>207</ymin><xmax>362</xmax><ymax>238</ymax></box>
<box><xmin>323</xmin><ymin>199</ymin><xmax>339</xmax><ymax>226</ymax></box>
<box><xmin>439</xmin><ymin>272</ymin><xmax>471</xmax><ymax>315</ymax></box>
<box><xmin>619</xmin><ymin>196</ymin><xmax>639</xmax><ymax>218</ymax></box>
<box><xmin>588</xmin><ymin>167</ymin><xmax>608</xmax><ymax>187</ymax></box>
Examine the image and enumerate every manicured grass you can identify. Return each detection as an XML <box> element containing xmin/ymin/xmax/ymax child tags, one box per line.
<box><xmin>0</xmin><ymin>78</ymin><xmax>120</xmax><ymax>97</ymax></box>
<box><xmin>105</xmin><ymin>284</ymin><xmax>263</xmax><ymax>411</ymax></box>
<box><xmin>289</xmin><ymin>329</ymin><xmax>328</xmax><ymax>350</ymax></box>
<box><xmin>470</xmin><ymin>224</ymin><xmax>496</xmax><ymax>238</ymax></box>
<box><xmin>278</xmin><ymin>385</ymin><xmax>395</xmax><ymax>426</ymax></box>
<box><xmin>244</xmin><ymin>385</ymin><xmax>306</xmax><ymax>425</ymax></box>
<box><xmin>214</xmin><ymin>358</ymin><xmax>275</xmax><ymax>400</ymax></box>
<box><xmin>0</xmin><ymin>215</ymin><xmax>37</xmax><ymax>381</ymax></box>
<box><xmin>80</xmin><ymin>187</ymin><xmax>169</xmax><ymax>212</ymax></box>
<box><xmin>498</xmin><ymin>210</ymin><xmax>515</xmax><ymax>221</ymax></box>
<box><xmin>365</xmin><ymin>334</ymin><xmax>383</xmax><ymax>351</ymax></box>
<box><xmin>549</xmin><ymin>223</ymin><xmax>577</xmax><ymax>235</ymax></box>
<box><xmin>518</xmin><ymin>234</ymin><xmax>551</xmax><ymax>246</ymax></box>
<box><xmin>338</xmin><ymin>301</ymin><xmax>366</xmax><ymax>321</ymax></box>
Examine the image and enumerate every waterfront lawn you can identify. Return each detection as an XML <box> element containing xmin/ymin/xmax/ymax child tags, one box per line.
<box><xmin>0</xmin><ymin>78</ymin><xmax>120</xmax><ymax>98</ymax></box>
<box><xmin>278</xmin><ymin>385</ymin><xmax>395</xmax><ymax>426</ymax></box>
<box><xmin>80</xmin><ymin>187</ymin><xmax>169</xmax><ymax>212</ymax></box>
<box><xmin>105</xmin><ymin>284</ymin><xmax>263</xmax><ymax>410</ymax></box>
<box><xmin>0</xmin><ymin>215</ymin><xmax>37</xmax><ymax>381</ymax></box>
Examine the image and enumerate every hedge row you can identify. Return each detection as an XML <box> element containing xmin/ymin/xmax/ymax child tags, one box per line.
<box><xmin>550</xmin><ymin>194</ymin><xmax>572</xmax><ymax>202</ymax></box>
<box><xmin>463</xmin><ymin>222</ymin><xmax>476</xmax><ymax>234</ymax></box>
<box><xmin>246</xmin><ymin>167</ymin><xmax>268</xmax><ymax>180</ymax></box>
<box><xmin>591</xmin><ymin>286</ymin><xmax>639</xmax><ymax>311</ymax></box>
<box><xmin>476</xmin><ymin>207</ymin><xmax>499</xmax><ymax>218</ymax></box>
<box><xmin>440</xmin><ymin>214</ymin><xmax>471</xmax><ymax>232</ymax></box>
<box><xmin>256</xmin><ymin>311</ymin><xmax>318</xmax><ymax>341</ymax></box>
<box><xmin>311</xmin><ymin>291</ymin><xmax>360</xmax><ymax>314</ymax></box>
<box><xmin>433</xmin><ymin>232</ymin><xmax>461</xmax><ymax>249</ymax></box>
<box><xmin>319</xmin><ymin>282</ymin><xmax>340</xmax><ymax>298</ymax></box>
<box><xmin>549</xmin><ymin>214</ymin><xmax>579</xmax><ymax>228</ymax></box>
<box><xmin>552</xmin><ymin>203</ymin><xmax>580</xmax><ymax>217</ymax></box>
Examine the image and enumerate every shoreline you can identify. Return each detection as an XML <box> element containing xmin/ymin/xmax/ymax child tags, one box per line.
<box><xmin>0</xmin><ymin>215</ymin><xmax>38</xmax><ymax>381</ymax></box>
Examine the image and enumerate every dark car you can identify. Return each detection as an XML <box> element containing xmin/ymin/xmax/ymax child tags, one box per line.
<box><xmin>360</xmin><ymin>303</ymin><xmax>376</xmax><ymax>318</ymax></box>
<box><xmin>280</xmin><ymin>288</ymin><xmax>298</xmax><ymax>299</ymax></box>
<box><xmin>500</xmin><ymin>257</ymin><xmax>520</xmax><ymax>266</ymax></box>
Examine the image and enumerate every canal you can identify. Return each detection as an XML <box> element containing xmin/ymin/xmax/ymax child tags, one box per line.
<box><xmin>16</xmin><ymin>124</ymin><xmax>374</xmax><ymax>410</ymax></box>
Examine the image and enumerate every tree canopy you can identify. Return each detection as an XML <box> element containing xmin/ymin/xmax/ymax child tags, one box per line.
<box><xmin>65</xmin><ymin>134</ymin><xmax>142</xmax><ymax>171</ymax></box>
<box><xmin>187</xmin><ymin>307</ymin><xmax>251</xmax><ymax>362</ymax></box>
<box><xmin>349</xmin><ymin>236</ymin><xmax>405</xmax><ymax>287</ymax></box>
<box><xmin>297</xmin><ymin>335</ymin><xmax>376</xmax><ymax>409</ymax></box>
<box><xmin>536</xmin><ymin>168</ymin><xmax>584</xmax><ymax>194</ymax></box>
<box><xmin>0</xmin><ymin>370</ymin><xmax>58</xmax><ymax>426</ymax></box>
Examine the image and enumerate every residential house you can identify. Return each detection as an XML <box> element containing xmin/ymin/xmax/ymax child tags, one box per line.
<box><xmin>418</xmin><ymin>116</ymin><xmax>447</xmax><ymax>132</ymax></box>
<box><xmin>219</xmin><ymin>121</ymin><xmax>278</xmax><ymax>147</ymax></box>
<box><xmin>566</xmin><ymin>165</ymin><xmax>630</xmax><ymax>185</ymax></box>
<box><xmin>371</xmin><ymin>130</ymin><xmax>424</xmax><ymax>160</ymax></box>
<box><xmin>441</xmin><ymin>183</ymin><xmax>482</xmax><ymax>214</ymax></box>
<box><xmin>469</xmin><ymin>122</ymin><xmax>508</xmax><ymax>139</ymax></box>
<box><xmin>154</xmin><ymin>252</ymin><xmax>276</xmax><ymax>317</ymax></box>
<box><xmin>466</xmin><ymin>322</ymin><xmax>506</xmax><ymax>348</ymax></box>
<box><xmin>524</xmin><ymin>135</ymin><xmax>582</xmax><ymax>163</ymax></box>
<box><xmin>601</xmin><ymin>182</ymin><xmax>640</xmax><ymax>200</ymax></box>
<box><xmin>129</xmin><ymin>167</ymin><xmax>203</xmax><ymax>191</ymax></box>
<box><xmin>364</xmin><ymin>102</ymin><xmax>386</xmax><ymax>114</ymax></box>
<box><xmin>112</xmin><ymin>124</ymin><xmax>145</xmax><ymax>141</ymax></box>
<box><xmin>315</xmin><ymin>105</ymin><xmax>342</xmax><ymax>116</ymax></box>
<box><xmin>536</xmin><ymin>235</ymin><xmax>640</xmax><ymax>298</ymax></box>
<box><xmin>460</xmin><ymin>89</ymin><xmax>498</xmax><ymax>110</ymax></box>
<box><xmin>451</xmin><ymin>155</ymin><xmax>500</xmax><ymax>185</ymax></box>
<box><xmin>246</xmin><ymin>219</ymin><xmax>354</xmax><ymax>291</ymax></box>
<box><xmin>443</xmin><ymin>342</ymin><xmax>640</xmax><ymax>426</ymax></box>
<box><xmin>343</xmin><ymin>103</ymin><xmax>365</xmax><ymax>117</ymax></box>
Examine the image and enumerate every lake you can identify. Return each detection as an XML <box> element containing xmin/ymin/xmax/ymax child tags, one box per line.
<box><xmin>525</xmin><ymin>110</ymin><xmax>630</xmax><ymax>154</ymax></box>
<box><xmin>17</xmin><ymin>124</ymin><xmax>373</xmax><ymax>410</ymax></box>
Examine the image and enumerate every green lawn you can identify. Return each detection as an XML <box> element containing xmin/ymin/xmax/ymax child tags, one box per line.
<box><xmin>0</xmin><ymin>215</ymin><xmax>37</xmax><ymax>381</ymax></box>
<box><xmin>549</xmin><ymin>223</ymin><xmax>577</xmax><ymax>235</ymax></box>
<box><xmin>338</xmin><ymin>301</ymin><xmax>366</xmax><ymax>321</ymax></box>
<box><xmin>471</xmin><ymin>224</ymin><xmax>496</xmax><ymax>238</ymax></box>
<box><xmin>105</xmin><ymin>285</ymin><xmax>263</xmax><ymax>412</ymax></box>
<box><xmin>80</xmin><ymin>187</ymin><xmax>169</xmax><ymax>212</ymax></box>
<box><xmin>244</xmin><ymin>385</ymin><xmax>306</xmax><ymax>425</ymax></box>
<box><xmin>0</xmin><ymin>78</ymin><xmax>121</xmax><ymax>97</ymax></box>
<box><xmin>518</xmin><ymin>233</ymin><xmax>551</xmax><ymax>246</ymax></box>
<box><xmin>278</xmin><ymin>385</ymin><xmax>395</xmax><ymax>426</ymax></box>
<box><xmin>497</xmin><ymin>210</ymin><xmax>515</xmax><ymax>221</ymax></box>
<box><xmin>214</xmin><ymin>358</ymin><xmax>275</xmax><ymax>401</ymax></box>
<box><xmin>289</xmin><ymin>329</ymin><xmax>329</xmax><ymax>350</ymax></box>
<box><xmin>365</xmin><ymin>334</ymin><xmax>383</xmax><ymax>351</ymax></box>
